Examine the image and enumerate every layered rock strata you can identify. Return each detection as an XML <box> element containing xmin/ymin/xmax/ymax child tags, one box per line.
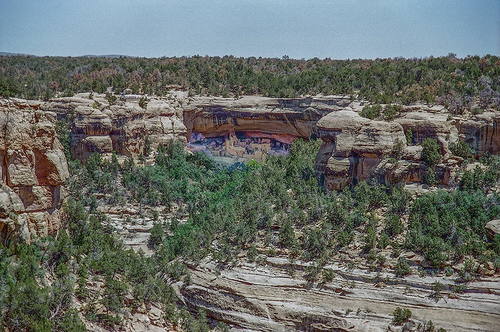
<box><xmin>183</xmin><ymin>95</ymin><xmax>355</xmax><ymax>159</ymax></box>
<box><xmin>0</xmin><ymin>99</ymin><xmax>69</xmax><ymax>242</ymax></box>
<box><xmin>457</xmin><ymin>111</ymin><xmax>500</xmax><ymax>156</ymax></box>
<box><xmin>177</xmin><ymin>257</ymin><xmax>500</xmax><ymax>332</ymax></box>
<box><xmin>43</xmin><ymin>92</ymin><xmax>187</xmax><ymax>160</ymax></box>
<box><xmin>315</xmin><ymin>106</ymin><xmax>499</xmax><ymax>191</ymax></box>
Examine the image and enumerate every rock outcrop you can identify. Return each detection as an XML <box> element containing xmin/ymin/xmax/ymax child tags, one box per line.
<box><xmin>485</xmin><ymin>219</ymin><xmax>500</xmax><ymax>239</ymax></box>
<box><xmin>0</xmin><ymin>99</ymin><xmax>69</xmax><ymax>242</ymax></box>
<box><xmin>458</xmin><ymin>111</ymin><xmax>500</xmax><ymax>156</ymax></box>
<box><xmin>316</xmin><ymin>106</ymin><xmax>500</xmax><ymax>190</ymax></box>
<box><xmin>43</xmin><ymin>93</ymin><xmax>187</xmax><ymax>160</ymax></box>
<box><xmin>316</xmin><ymin>110</ymin><xmax>409</xmax><ymax>190</ymax></box>
<box><xmin>177</xmin><ymin>257</ymin><xmax>500</xmax><ymax>332</ymax></box>
<box><xmin>183</xmin><ymin>95</ymin><xmax>354</xmax><ymax>159</ymax></box>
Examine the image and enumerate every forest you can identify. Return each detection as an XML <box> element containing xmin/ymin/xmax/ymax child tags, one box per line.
<box><xmin>0</xmin><ymin>54</ymin><xmax>499</xmax><ymax>111</ymax></box>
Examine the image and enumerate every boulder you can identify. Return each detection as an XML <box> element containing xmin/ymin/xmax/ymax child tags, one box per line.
<box><xmin>485</xmin><ymin>219</ymin><xmax>500</xmax><ymax>239</ymax></box>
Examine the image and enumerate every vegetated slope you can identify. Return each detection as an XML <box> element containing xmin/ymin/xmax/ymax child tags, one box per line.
<box><xmin>3</xmin><ymin>137</ymin><xmax>497</xmax><ymax>330</ymax></box>
<box><xmin>0</xmin><ymin>55</ymin><xmax>499</xmax><ymax>110</ymax></box>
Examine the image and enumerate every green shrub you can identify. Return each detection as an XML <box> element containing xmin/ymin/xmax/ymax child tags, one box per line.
<box><xmin>450</xmin><ymin>140</ymin><xmax>473</xmax><ymax>159</ymax></box>
<box><xmin>303</xmin><ymin>227</ymin><xmax>329</xmax><ymax>260</ymax></box>
<box><xmin>394</xmin><ymin>257</ymin><xmax>411</xmax><ymax>277</ymax></box>
<box><xmin>407</xmin><ymin>190</ymin><xmax>499</xmax><ymax>266</ymax></box>
<box><xmin>148</xmin><ymin>223</ymin><xmax>166</xmax><ymax>249</ymax></box>
<box><xmin>139</xmin><ymin>96</ymin><xmax>149</xmax><ymax>109</ymax></box>
<box><xmin>405</xmin><ymin>129</ymin><xmax>414</xmax><ymax>145</ymax></box>
<box><xmin>322</xmin><ymin>269</ymin><xmax>335</xmax><ymax>283</ymax></box>
<box><xmin>360</xmin><ymin>104</ymin><xmax>382</xmax><ymax>119</ymax></box>
<box><xmin>460</xmin><ymin>158</ymin><xmax>499</xmax><ymax>191</ymax></box>
<box><xmin>424</xmin><ymin>167</ymin><xmax>437</xmax><ymax>185</ymax></box>
<box><xmin>383</xmin><ymin>104</ymin><xmax>403</xmax><ymax>121</ymax></box>
<box><xmin>385</xmin><ymin>214</ymin><xmax>404</xmax><ymax>236</ymax></box>
<box><xmin>421</xmin><ymin>138</ymin><xmax>441</xmax><ymax>167</ymax></box>
<box><xmin>279</xmin><ymin>221</ymin><xmax>296</xmax><ymax>247</ymax></box>
<box><xmin>105</xmin><ymin>92</ymin><xmax>117</xmax><ymax>105</ymax></box>
<box><xmin>392</xmin><ymin>307</ymin><xmax>412</xmax><ymax>325</ymax></box>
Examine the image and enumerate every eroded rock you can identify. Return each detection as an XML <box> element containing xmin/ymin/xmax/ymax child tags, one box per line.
<box><xmin>183</xmin><ymin>95</ymin><xmax>352</xmax><ymax>159</ymax></box>
<box><xmin>485</xmin><ymin>219</ymin><xmax>500</xmax><ymax>239</ymax></box>
<box><xmin>43</xmin><ymin>93</ymin><xmax>187</xmax><ymax>160</ymax></box>
<box><xmin>315</xmin><ymin>106</ymin><xmax>499</xmax><ymax>190</ymax></box>
<box><xmin>0</xmin><ymin>100</ymin><xmax>69</xmax><ymax>242</ymax></box>
<box><xmin>177</xmin><ymin>257</ymin><xmax>500</xmax><ymax>332</ymax></box>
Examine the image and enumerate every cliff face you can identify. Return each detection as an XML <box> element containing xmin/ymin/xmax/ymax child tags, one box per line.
<box><xmin>183</xmin><ymin>96</ymin><xmax>354</xmax><ymax>159</ymax></box>
<box><xmin>2</xmin><ymin>93</ymin><xmax>498</xmax><ymax>241</ymax></box>
<box><xmin>176</xmin><ymin>258</ymin><xmax>499</xmax><ymax>332</ymax></box>
<box><xmin>315</xmin><ymin>106</ymin><xmax>499</xmax><ymax>191</ymax></box>
<box><xmin>0</xmin><ymin>99</ymin><xmax>69</xmax><ymax>242</ymax></box>
<box><xmin>458</xmin><ymin>111</ymin><xmax>500</xmax><ymax>156</ymax></box>
<box><xmin>316</xmin><ymin>110</ymin><xmax>408</xmax><ymax>190</ymax></box>
<box><xmin>43</xmin><ymin>93</ymin><xmax>187</xmax><ymax>160</ymax></box>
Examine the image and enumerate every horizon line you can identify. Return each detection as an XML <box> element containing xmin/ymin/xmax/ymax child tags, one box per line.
<box><xmin>1</xmin><ymin>51</ymin><xmax>498</xmax><ymax>61</ymax></box>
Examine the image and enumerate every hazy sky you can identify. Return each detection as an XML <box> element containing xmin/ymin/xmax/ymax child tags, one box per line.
<box><xmin>1</xmin><ymin>0</ymin><xmax>499</xmax><ymax>59</ymax></box>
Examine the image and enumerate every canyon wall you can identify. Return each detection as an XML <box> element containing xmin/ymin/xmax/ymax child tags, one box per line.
<box><xmin>316</xmin><ymin>106</ymin><xmax>500</xmax><ymax>191</ymax></box>
<box><xmin>0</xmin><ymin>92</ymin><xmax>187</xmax><ymax>242</ymax></box>
<box><xmin>458</xmin><ymin>111</ymin><xmax>500</xmax><ymax>156</ymax></box>
<box><xmin>44</xmin><ymin>93</ymin><xmax>187</xmax><ymax>160</ymax></box>
<box><xmin>1</xmin><ymin>93</ymin><xmax>498</xmax><ymax>241</ymax></box>
<box><xmin>176</xmin><ymin>257</ymin><xmax>499</xmax><ymax>332</ymax></box>
<box><xmin>0</xmin><ymin>99</ymin><xmax>69</xmax><ymax>242</ymax></box>
<box><xmin>183</xmin><ymin>96</ymin><xmax>354</xmax><ymax>159</ymax></box>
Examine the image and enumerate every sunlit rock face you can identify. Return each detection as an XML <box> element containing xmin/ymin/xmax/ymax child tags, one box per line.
<box><xmin>315</xmin><ymin>110</ymin><xmax>410</xmax><ymax>190</ymax></box>
<box><xmin>43</xmin><ymin>93</ymin><xmax>187</xmax><ymax>160</ymax></box>
<box><xmin>0</xmin><ymin>99</ymin><xmax>69</xmax><ymax>242</ymax></box>
<box><xmin>457</xmin><ymin>111</ymin><xmax>500</xmax><ymax>156</ymax></box>
<box><xmin>177</xmin><ymin>257</ymin><xmax>500</xmax><ymax>332</ymax></box>
<box><xmin>315</xmin><ymin>105</ymin><xmax>500</xmax><ymax>191</ymax></box>
<box><xmin>183</xmin><ymin>95</ymin><xmax>353</xmax><ymax>160</ymax></box>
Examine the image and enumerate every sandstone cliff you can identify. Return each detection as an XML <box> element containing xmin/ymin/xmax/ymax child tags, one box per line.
<box><xmin>458</xmin><ymin>111</ymin><xmax>500</xmax><ymax>156</ymax></box>
<box><xmin>183</xmin><ymin>95</ymin><xmax>355</xmax><ymax>159</ymax></box>
<box><xmin>315</xmin><ymin>105</ymin><xmax>499</xmax><ymax>190</ymax></box>
<box><xmin>43</xmin><ymin>92</ymin><xmax>187</xmax><ymax>160</ymax></box>
<box><xmin>176</xmin><ymin>257</ymin><xmax>499</xmax><ymax>332</ymax></box>
<box><xmin>0</xmin><ymin>99</ymin><xmax>69</xmax><ymax>242</ymax></box>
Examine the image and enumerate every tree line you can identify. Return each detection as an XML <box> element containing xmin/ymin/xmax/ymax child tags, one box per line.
<box><xmin>1</xmin><ymin>55</ymin><xmax>499</xmax><ymax>111</ymax></box>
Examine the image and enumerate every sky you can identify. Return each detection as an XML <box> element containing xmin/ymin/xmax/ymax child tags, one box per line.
<box><xmin>0</xmin><ymin>0</ymin><xmax>499</xmax><ymax>59</ymax></box>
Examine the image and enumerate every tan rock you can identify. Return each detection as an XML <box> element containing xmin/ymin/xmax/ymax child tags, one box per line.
<box><xmin>0</xmin><ymin>102</ymin><xmax>68</xmax><ymax>242</ymax></box>
<box><xmin>45</xmin><ymin>94</ymin><xmax>187</xmax><ymax>160</ymax></box>
<box><xmin>458</xmin><ymin>111</ymin><xmax>500</xmax><ymax>155</ymax></box>
<box><xmin>183</xmin><ymin>95</ymin><xmax>350</xmax><ymax>160</ymax></box>
<box><xmin>316</xmin><ymin>107</ymin><xmax>499</xmax><ymax>190</ymax></box>
<box><xmin>395</xmin><ymin>111</ymin><xmax>458</xmax><ymax>153</ymax></box>
<box><xmin>6</xmin><ymin>149</ymin><xmax>37</xmax><ymax>186</ymax></box>
<box><xmin>316</xmin><ymin>111</ymin><xmax>407</xmax><ymax>190</ymax></box>
<box><xmin>0</xmin><ymin>185</ymin><xmax>24</xmax><ymax>216</ymax></box>
<box><xmin>177</xmin><ymin>257</ymin><xmax>500</xmax><ymax>332</ymax></box>
<box><xmin>12</xmin><ymin>186</ymin><xmax>54</xmax><ymax>212</ymax></box>
<box><xmin>485</xmin><ymin>219</ymin><xmax>500</xmax><ymax>239</ymax></box>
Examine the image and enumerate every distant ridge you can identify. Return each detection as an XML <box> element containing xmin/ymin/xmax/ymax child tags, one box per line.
<box><xmin>0</xmin><ymin>51</ymin><xmax>35</xmax><ymax>56</ymax></box>
<box><xmin>0</xmin><ymin>51</ymin><xmax>135</xmax><ymax>58</ymax></box>
<box><xmin>81</xmin><ymin>54</ymin><xmax>136</xmax><ymax>58</ymax></box>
